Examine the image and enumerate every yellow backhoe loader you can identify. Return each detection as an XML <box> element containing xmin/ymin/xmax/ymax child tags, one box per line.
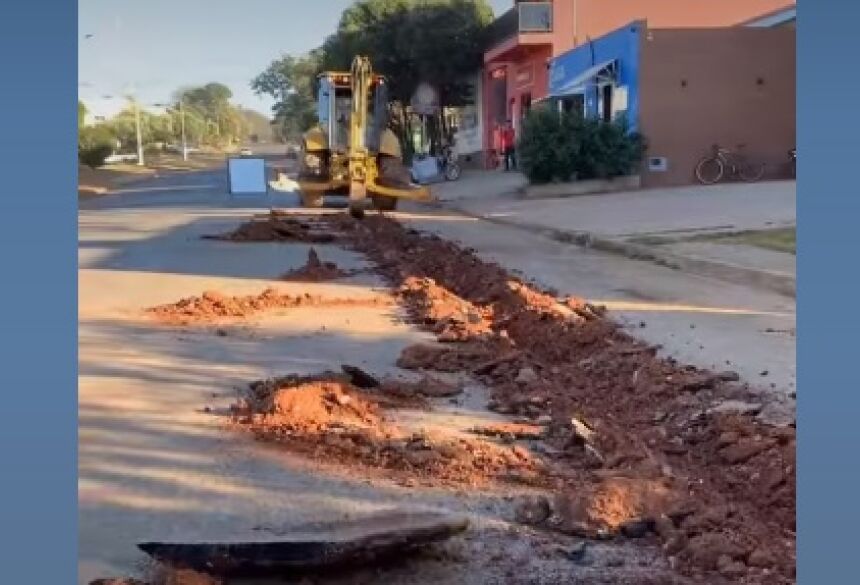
<box><xmin>289</xmin><ymin>56</ymin><xmax>431</xmax><ymax>217</ymax></box>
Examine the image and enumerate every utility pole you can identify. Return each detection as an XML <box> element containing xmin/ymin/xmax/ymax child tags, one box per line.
<box><xmin>179</xmin><ymin>99</ymin><xmax>188</xmax><ymax>161</ymax></box>
<box><xmin>133</xmin><ymin>97</ymin><xmax>145</xmax><ymax>166</ymax></box>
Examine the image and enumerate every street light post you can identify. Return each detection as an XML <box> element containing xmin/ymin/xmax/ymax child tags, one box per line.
<box><xmin>155</xmin><ymin>100</ymin><xmax>188</xmax><ymax>161</ymax></box>
<box><xmin>179</xmin><ymin>99</ymin><xmax>188</xmax><ymax>161</ymax></box>
<box><xmin>133</xmin><ymin>98</ymin><xmax>144</xmax><ymax>166</ymax></box>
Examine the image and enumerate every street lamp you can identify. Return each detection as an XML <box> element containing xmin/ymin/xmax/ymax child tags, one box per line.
<box><xmin>154</xmin><ymin>100</ymin><xmax>188</xmax><ymax>161</ymax></box>
<box><xmin>100</xmin><ymin>94</ymin><xmax>145</xmax><ymax>166</ymax></box>
<box><xmin>83</xmin><ymin>35</ymin><xmax>146</xmax><ymax>166</ymax></box>
<box><xmin>132</xmin><ymin>97</ymin><xmax>144</xmax><ymax>166</ymax></box>
<box><xmin>102</xmin><ymin>95</ymin><xmax>144</xmax><ymax>167</ymax></box>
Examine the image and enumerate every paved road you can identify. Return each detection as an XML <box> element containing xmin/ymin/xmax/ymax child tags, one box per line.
<box><xmin>80</xmin><ymin>176</ymin><xmax>675</xmax><ymax>583</ymax></box>
<box><xmin>79</xmin><ymin>168</ymin><xmax>794</xmax><ymax>582</ymax></box>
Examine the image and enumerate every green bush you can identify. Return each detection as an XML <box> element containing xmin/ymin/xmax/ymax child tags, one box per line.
<box><xmin>517</xmin><ymin>107</ymin><xmax>571</xmax><ymax>184</ymax></box>
<box><xmin>517</xmin><ymin>105</ymin><xmax>646</xmax><ymax>184</ymax></box>
<box><xmin>79</xmin><ymin>125</ymin><xmax>116</xmax><ymax>169</ymax></box>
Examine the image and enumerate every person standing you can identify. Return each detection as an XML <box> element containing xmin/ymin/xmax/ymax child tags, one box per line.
<box><xmin>490</xmin><ymin>122</ymin><xmax>502</xmax><ymax>169</ymax></box>
<box><xmin>502</xmin><ymin>120</ymin><xmax>516</xmax><ymax>171</ymax></box>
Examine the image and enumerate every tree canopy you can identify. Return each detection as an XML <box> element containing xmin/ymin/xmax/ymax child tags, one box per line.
<box><xmin>251</xmin><ymin>51</ymin><xmax>322</xmax><ymax>142</ymax></box>
<box><xmin>322</xmin><ymin>0</ymin><xmax>493</xmax><ymax>106</ymax></box>
<box><xmin>253</xmin><ymin>0</ymin><xmax>494</xmax><ymax>147</ymax></box>
<box><xmin>78</xmin><ymin>101</ymin><xmax>87</xmax><ymax>128</ymax></box>
<box><xmin>78</xmin><ymin>81</ymin><xmax>260</xmax><ymax>159</ymax></box>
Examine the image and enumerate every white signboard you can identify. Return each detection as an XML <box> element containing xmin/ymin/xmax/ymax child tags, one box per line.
<box><xmin>411</xmin><ymin>155</ymin><xmax>441</xmax><ymax>184</ymax></box>
<box><xmin>612</xmin><ymin>85</ymin><xmax>629</xmax><ymax>117</ymax></box>
<box><xmin>228</xmin><ymin>157</ymin><xmax>267</xmax><ymax>195</ymax></box>
<box><xmin>411</xmin><ymin>83</ymin><xmax>440</xmax><ymax>116</ymax></box>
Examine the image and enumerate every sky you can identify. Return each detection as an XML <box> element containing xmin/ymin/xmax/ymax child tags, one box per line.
<box><xmin>78</xmin><ymin>0</ymin><xmax>512</xmax><ymax>119</ymax></box>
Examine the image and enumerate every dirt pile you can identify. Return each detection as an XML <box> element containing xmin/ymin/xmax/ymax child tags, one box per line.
<box><xmin>281</xmin><ymin>247</ymin><xmax>358</xmax><ymax>282</ymax></box>
<box><xmin>147</xmin><ymin>288</ymin><xmax>389</xmax><ymax>325</ymax></box>
<box><xmin>242</xmin><ymin>374</ymin><xmax>383</xmax><ymax>431</ymax></box>
<box><xmin>379</xmin><ymin>374</ymin><xmax>463</xmax><ymax>399</ymax></box>
<box><xmin>203</xmin><ymin>212</ymin><xmax>336</xmax><ymax>243</ymax></box>
<box><xmin>310</xmin><ymin>213</ymin><xmax>795</xmax><ymax>583</ymax></box>
<box><xmin>398</xmin><ymin>276</ymin><xmax>494</xmax><ymax>342</ymax></box>
<box><xmin>233</xmin><ymin>373</ymin><xmax>547</xmax><ymax>488</ymax></box>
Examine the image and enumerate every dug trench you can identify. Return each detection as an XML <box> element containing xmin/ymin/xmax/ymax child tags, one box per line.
<box><xmin>140</xmin><ymin>212</ymin><xmax>795</xmax><ymax>584</ymax></box>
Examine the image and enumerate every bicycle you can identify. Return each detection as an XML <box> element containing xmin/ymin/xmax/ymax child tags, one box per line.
<box><xmin>695</xmin><ymin>143</ymin><xmax>766</xmax><ymax>185</ymax></box>
<box><xmin>788</xmin><ymin>147</ymin><xmax>796</xmax><ymax>178</ymax></box>
<box><xmin>439</xmin><ymin>144</ymin><xmax>462</xmax><ymax>181</ymax></box>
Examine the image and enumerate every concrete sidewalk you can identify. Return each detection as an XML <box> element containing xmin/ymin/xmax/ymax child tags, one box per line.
<box><xmin>433</xmin><ymin>175</ymin><xmax>796</xmax><ymax>296</ymax></box>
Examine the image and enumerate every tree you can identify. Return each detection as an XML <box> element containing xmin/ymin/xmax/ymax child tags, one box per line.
<box><xmin>174</xmin><ymin>82</ymin><xmax>248</xmax><ymax>146</ymax></box>
<box><xmin>78</xmin><ymin>101</ymin><xmax>87</xmax><ymax>128</ymax></box>
<box><xmin>321</xmin><ymin>0</ymin><xmax>494</xmax><ymax>158</ymax></box>
<box><xmin>251</xmin><ymin>51</ymin><xmax>322</xmax><ymax>142</ymax></box>
<box><xmin>239</xmin><ymin>108</ymin><xmax>275</xmax><ymax>143</ymax></box>
<box><xmin>78</xmin><ymin>123</ymin><xmax>116</xmax><ymax>168</ymax></box>
<box><xmin>321</xmin><ymin>0</ymin><xmax>492</xmax><ymax>104</ymax></box>
<box><xmin>253</xmin><ymin>0</ymin><xmax>494</xmax><ymax>152</ymax></box>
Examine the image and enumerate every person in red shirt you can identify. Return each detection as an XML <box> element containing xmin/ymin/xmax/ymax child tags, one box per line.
<box><xmin>501</xmin><ymin>120</ymin><xmax>516</xmax><ymax>171</ymax></box>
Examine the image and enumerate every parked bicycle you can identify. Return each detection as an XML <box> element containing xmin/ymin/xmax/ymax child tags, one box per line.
<box><xmin>695</xmin><ymin>143</ymin><xmax>766</xmax><ymax>185</ymax></box>
<box><xmin>439</xmin><ymin>144</ymin><xmax>462</xmax><ymax>181</ymax></box>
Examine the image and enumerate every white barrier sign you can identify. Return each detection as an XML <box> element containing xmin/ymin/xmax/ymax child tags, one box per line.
<box><xmin>228</xmin><ymin>157</ymin><xmax>267</xmax><ymax>194</ymax></box>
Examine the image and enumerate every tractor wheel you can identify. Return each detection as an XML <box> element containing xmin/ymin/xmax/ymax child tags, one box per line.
<box><xmin>371</xmin><ymin>195</ymin><xmax>398</xmax><ymax>211</ymax></box>
<box><xmin>301</xmin><ymin>192</ymin><xmax>325</xmax><ymax>208</ymax></box>
<box><xmin>348</xmin><ymin>204</ymin><xmax>366</xmax><ymax>219</ymax></box>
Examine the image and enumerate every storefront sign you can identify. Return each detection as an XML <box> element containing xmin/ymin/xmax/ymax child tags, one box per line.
<box><xmin>549</xmin><ymin>63</ymin><xmax>566</xmax><ymax>90</ymax></box>
<box><xmin>515</xmin><ymin>65</ymin><xmax>534</xmax><ymax>88</ymax></box>
<box><xmin>411</xmin><ymin>83</ymin><xmax>440</xmax><ymax>115</ymax></box>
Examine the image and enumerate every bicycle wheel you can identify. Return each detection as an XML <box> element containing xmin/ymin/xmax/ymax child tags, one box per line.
<box><xmin>739</xmin><ymin>161</ymin><xmax>766</xmax><ymax>182</ymax></box>
<box><xmin>695</xmin><ymin>156</ymin><xmax>724</xmax><ymax>185</ymax></box>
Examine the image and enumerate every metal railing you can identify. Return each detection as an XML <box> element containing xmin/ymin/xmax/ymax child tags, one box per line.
<box><xmin>485</xmin><ymin>2</ymin><xmax>553</xmax><ymax>51</ymax></box>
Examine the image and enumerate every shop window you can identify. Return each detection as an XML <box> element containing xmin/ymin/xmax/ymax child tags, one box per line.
<box><xmin>601</xmin><ymin>85</ymin><xmax>613</xmax><ymax>123</ymax></box>
<box><xmin>522</xmin><ymin>93</ymin><xmax>532</xmax><ymax>119</ymax></box>
<box><xmin>562</xmin><ymin>94</ymin><xmax>585</xmax><ymax>117</ymax></box>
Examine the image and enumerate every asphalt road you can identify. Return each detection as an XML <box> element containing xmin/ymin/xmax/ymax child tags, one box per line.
<box><xmin>78</xmin><ymin>166</ymin><xmax>793</xmax><ymax>582</ymax></box>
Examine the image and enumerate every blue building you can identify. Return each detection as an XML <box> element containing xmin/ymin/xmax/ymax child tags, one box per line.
<box><xmin>543</xmin><ymin>20</ymin><xmax>795</xmax><ymax>187</ymax></box>
<box><xmin>546</xmin><ymin>22</ymin><xmax>642</xmax><ymax>131</ymax></box>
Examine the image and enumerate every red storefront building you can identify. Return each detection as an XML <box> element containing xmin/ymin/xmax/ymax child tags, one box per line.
<box><xmin>481</xmin><ymin>0</ymin><xmax>794</xmax><ymax>168</ymax></box>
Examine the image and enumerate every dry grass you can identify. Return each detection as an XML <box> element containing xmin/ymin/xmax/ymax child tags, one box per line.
<box><xmin>695</xmin><ymin>227</ymin><xmax>796</xmax><ymax>254</ymax></box>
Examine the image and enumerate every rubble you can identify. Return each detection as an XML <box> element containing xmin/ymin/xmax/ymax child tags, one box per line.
<box><xmin>707</xmin><ymin>399</ymin><xmax>763</xmax><ymax>416</ymax></box>
<box><xmin>202</xmin><ymin>212</ymin><xmax>336</xmax><ymax>243</ymax></box>
<box><xmin>281</xmin><ymin>247</ymin><xmax>358</xmax><ymax>282</ymax></box>
<box><xmin>341</xmin><ymin>365</ymin><xmax>380</xmax><ymax>389</ymax></box>
<box><xmin>233</xmin><ymin>373</ymin><xmax>548</xmax><ymax>488</ymax></box>
<box><xmin>514</xmin><ymin>495</ymin><xmax>552</xmax><ymax>525</ymax></box>
<box><xmin>307</xmin><ymin>213</ymin><xmax>795</xmax><ymax>582</ymax></box>
<box><xmin>203</xmin><ymin>212</ymin><xmax>795</xmax><ymax>582</ymax></box>
<box><xmin>147</xmin><ymin>288</ymin><xmax>389</xmax><ymax>325</ymax></box>
<box><xmin>380</xmin><ymin>374</ymin><xmax>463</xmax><ymax>398</ymax></box>
<box><xmin>469</xmin><ymin>422</ymin><xmax>544</xmax><ymax>441</ymax></box>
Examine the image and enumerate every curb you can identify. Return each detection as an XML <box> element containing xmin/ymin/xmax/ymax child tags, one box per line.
<box><xmin>442</xmin><ymin>202</ymin><xmax>796</xmax><ymax>298</ymax></box>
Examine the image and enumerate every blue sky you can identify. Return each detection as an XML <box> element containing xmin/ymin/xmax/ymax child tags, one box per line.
<box><xmin>79</xmin><ymin>0</ymin><xmax>511</xmax><ymax>118</ymax></box>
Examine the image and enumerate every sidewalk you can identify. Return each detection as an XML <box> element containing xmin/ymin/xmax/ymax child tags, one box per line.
<box><xmin>433</xmin><ymin>174</ymin><xmax>796</xmax><ymax>297</ymax></box>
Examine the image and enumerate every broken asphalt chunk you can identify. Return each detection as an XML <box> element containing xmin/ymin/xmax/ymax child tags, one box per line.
<box><xmin>340</xmin><ymin>365</ymin><xmax>380</xmax><ymax>388</ymax></box>
<box><xmin>138</xmin><ymin>511</ymin><xmax>468</xmax><ymax>576</ymax></box>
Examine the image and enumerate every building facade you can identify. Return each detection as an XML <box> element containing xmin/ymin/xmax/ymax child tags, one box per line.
<box><xmin>480</xmin><ymin>0</ymin><xmax>795</xmax><ymax>166</ymax></box>
<box><xmin>547</xmin><ymin>21</ymin><xmax>796</xmax><ymax>187</ymax></box>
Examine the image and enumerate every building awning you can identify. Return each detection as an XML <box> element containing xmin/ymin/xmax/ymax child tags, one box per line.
<box><xmin>550</xmin><ymin>59</ymin><xmax>617</xmax><ymax>97</ymax></box>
